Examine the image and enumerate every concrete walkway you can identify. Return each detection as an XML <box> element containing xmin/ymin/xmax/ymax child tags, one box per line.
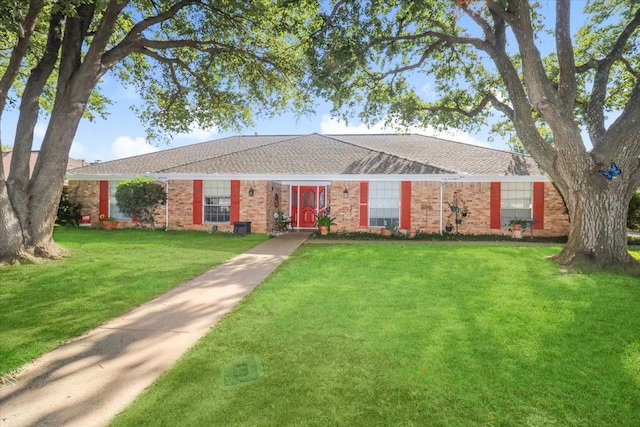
<box><xmin>0</xmin><ymin>232</ymin><xmax>310</xmax><ymax>427</ymax></box>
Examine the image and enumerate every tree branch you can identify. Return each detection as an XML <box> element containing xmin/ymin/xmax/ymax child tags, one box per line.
<box><xmin>135</xmin><ymin>47</ymin><xmax>222</xmax><ymax>102</ymax></box>
<box><xmin>375</xmin><ymin>40</ymin><xmax>447</xmax><ymax>80</ymax></box>
<box><xmin>587</xmin><ymin>6</ymin><xmax>640</xmax><ymax>147</ymax></box>
<box><xmin>555</xmin><ymin>0</ymin><xmax>576</xmax><ymax>105</ymax></box>
<box><xmin>101</xmin><ymin>0</ymin><xmax>201</xmax><ymax>69</ymax></box>
<box><xmin>0</xmin><ymin>0</ymin><xmax>45</xmax><ymax>117</ymax></box>
<box><xmin>416</xmin><ymin>92</ymin><xmax>513</xmax><ymax>121</ymax></box>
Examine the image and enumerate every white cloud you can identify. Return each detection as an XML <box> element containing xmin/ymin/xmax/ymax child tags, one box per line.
<box><xmin>111</xmin><ymin>136</ymin><xmax>160</xmax><ymax>159</ymax></box>
<box><xmin>175</xmin><ymin>123</ymin><xmax>219</xmax><ymax>141</ymax></box>
<box><xmin>34</xmin><ymin>122</ymin><xmax>48</xmax><ymax>139</ymax></box>
<box><xmin>319</xmin><ymin>114</ymin><xmax>491</xmax><ymax>148</ymax></box>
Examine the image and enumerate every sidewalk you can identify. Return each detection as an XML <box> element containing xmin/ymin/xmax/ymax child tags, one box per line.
<box><xmin>0</xmin><ymin>232</ymin><xmax>310</xmax><ymax>427</ymax></box>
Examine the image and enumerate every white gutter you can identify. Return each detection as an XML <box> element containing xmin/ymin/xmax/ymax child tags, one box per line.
<box><xmin>66</xmin><ymin>172</ymin><xmax>550</xmax><ymax>183</ymax></box>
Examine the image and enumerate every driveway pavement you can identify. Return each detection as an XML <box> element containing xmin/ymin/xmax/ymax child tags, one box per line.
<box><xmin>0</xmin><ymin>232</ymin><xmax>310</xmax><ymax>427</ymax></box>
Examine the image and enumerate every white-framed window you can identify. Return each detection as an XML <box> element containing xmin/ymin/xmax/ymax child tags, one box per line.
<box><xmin>109</xmin><ymin>181</ymin><xmax>131</xmax><ymax>221</ymax></box>
<box><xmin>204</xmin><ymin>180</ymin><xmax>231</xmax><ymax>223</ymax></box>
<box><xmin>501</xmin><ymin>182</ymin><xmax>532</xmax><ymax>226</ymax></box>
<box><xmin>369</xmin><ymin>181</ymin><xmax>400</xmax><ymax>227</ymax></box>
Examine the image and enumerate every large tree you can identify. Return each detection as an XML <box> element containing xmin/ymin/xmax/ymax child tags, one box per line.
<box><xmin>0</xmin><ymin>0</ymin><xmax>315</xmax><ymax>263</ymax></box>
<box><xmin>310</xmin><ymin>0</ymin><xmax>640</xmax><ymax>274</ymax></box>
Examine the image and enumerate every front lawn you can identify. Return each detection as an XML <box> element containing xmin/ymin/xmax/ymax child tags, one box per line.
<box><xmin>0</xmin><ymin>227</ymin><xmax>268</xmax><ymax>377</ymax></box>
<box><xmin>113</xmin><ymin>243</ymin><xmax>640</xmax><ymax>426</ymax></box>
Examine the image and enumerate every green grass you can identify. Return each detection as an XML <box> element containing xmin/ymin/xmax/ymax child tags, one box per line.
<box><xmin>112</xmin><ymin>243</ymin><xmax>640</xmax><ymax>426</ymax></box>
<box><xmin>0</xmin><ymin>227</ymin><xmax>268</xmax><ymax>377</ymax></box>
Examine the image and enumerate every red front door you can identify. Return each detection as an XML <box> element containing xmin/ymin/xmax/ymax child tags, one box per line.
<box><xmin>299</xmin><ymin>186</ymin><xmax>317</xmax><ymax>227</ymax></box>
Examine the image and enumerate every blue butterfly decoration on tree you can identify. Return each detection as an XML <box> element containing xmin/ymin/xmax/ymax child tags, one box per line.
<box><xmin>599</xmin><ymin>162</ymin><xmax>622</xmax><ymax>180</ymax></box>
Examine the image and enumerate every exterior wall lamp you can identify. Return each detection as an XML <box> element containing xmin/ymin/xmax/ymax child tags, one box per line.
<box><xmin>248</xmin><ymin>187</ymin><xmax>255</xmax><ymax>197</ymax></box>
<box><xmin>343</xmin><ymin>188</ymin><xmax>349</xmax><ymax>198</ymax></box>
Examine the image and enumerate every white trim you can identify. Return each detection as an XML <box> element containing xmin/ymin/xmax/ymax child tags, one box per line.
<box><xmin>67</xmin><ymin>173</ymin><xmax>550</xmax><ymax>183</ymax></box>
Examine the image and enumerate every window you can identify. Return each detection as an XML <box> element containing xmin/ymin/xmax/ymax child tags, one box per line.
<box><xmin>109</xmin><ymin>181</ymin><xmax>131</xmax><ymax>221</ymax></box>
<box><xmin>369</xmin><ymin>181</ymin><xmax>400</xmax><ymax>227</ymax></box>
<box><xmin>501</xmin><ymin>182</ymin><xmax>532</xmax><ymax>226</ymax></box>
<box><xmin>204</xmin><ymin>180</ymin><xmax>231</xmax><ymax>223</ymax></box>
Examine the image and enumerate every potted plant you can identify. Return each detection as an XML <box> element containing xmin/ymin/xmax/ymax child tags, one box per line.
<box><xmin>101</xmin><ymin>216</ymin><xmax>118</xmax><ymax>229</ymax></box>
<box><xmin>445</xmin><ymin>222</ymin><xmax>453</xmax><ymax>233</ymax></box>
<box><xmin>274</xmin><ymin>212</ymin><xmax>291</xmax><ymax>232</ymax></box>
<box><xmin>509</xmin><ymin>218</ymin><xmax>529</xmax><ymax>231</ymax></box>
<box><xmin>316</xmin><ymin>212</ymin><xmax>336</xmax><ymax>235</ymax></box>
<box><xmin>381</xmin><ymin>222</ymin><xmax>395</xmax><ymax>236</ymax></box>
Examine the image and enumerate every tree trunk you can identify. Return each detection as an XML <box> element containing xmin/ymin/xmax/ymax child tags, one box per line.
<box><xmin>0</xmin><ymin>89</ymin><xmax>92</xmax><ymax>264</ymax></box>
<box><xmin>552</xmin><ymin>178</ymin><xmax>639</xmax><ymax>275</ymax></box>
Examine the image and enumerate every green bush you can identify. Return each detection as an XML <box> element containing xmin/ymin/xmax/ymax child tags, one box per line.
<box><xmin>629</xmin><ymin>190</ymin><xmax>640</xmax><ymax>231</ymax></box>
<box><xmin>56</xmin><ymin>187</ymin><xmax>82</xmax><ymax>226</ymax></box>
<box><xmin>115</xmin><ymin>177</ymin><xmax>167</xmax><ymax>228</ymax></box>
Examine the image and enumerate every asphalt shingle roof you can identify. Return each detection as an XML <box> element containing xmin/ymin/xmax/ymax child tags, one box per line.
<box><xmin>68</xmin><ymin>133</ymin><xmax>545</xmax><ymax>177</ymax></box>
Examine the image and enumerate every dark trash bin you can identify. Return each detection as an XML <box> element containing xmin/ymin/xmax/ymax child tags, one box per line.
<box><xmin>233</xmin><ymin>221</ymin><xmax>252</xmax><ymax>235</ymax></box>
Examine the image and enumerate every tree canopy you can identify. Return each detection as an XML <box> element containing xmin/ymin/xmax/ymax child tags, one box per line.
<box><xmin>0</xmin><ymin>0</ymin><xmax>318</xmax><ymax>263</ymax></box>
<box><xmin>310</xmin><ymin>0</ymin><xmax>640</xmax><ymax>273</ymax></box>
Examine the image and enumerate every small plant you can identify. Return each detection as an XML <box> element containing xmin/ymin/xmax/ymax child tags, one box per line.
<box><xmin>509</xmin><ymin>218</ymin><xmax>530</xmax><ymax>231</ymax></box>
<box><xmin>274</xmin><ymin>212</ymin><xmax>291</xmax><ymax>231</ymax></box>
<box><xmin>316</xmin><ymin>212</ymin><xmax>337</xmax><ymax>230</ymax></box>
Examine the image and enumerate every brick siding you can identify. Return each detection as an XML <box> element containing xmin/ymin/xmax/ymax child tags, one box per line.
<box><xmin>69</xmin><ymin>179</ymin><xmax>569</xmax><ymax>237</ymax></box>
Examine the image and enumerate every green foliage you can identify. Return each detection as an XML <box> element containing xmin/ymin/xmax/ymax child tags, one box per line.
<box><xmin>629</xmin><ymin>190</ymin><xmax>640</xmax><ymax>230</ymax></box>
<box><xmin>308</xmin><ymin>2</ymin><xmax>640</xmax><ymax>145</ymax></box>
<box><xmin>115</xmin><ymin>177</ymin><xmax>167</xmax><ymax>228</ymax></box>
<box><xmin>315</xmin><ymin>212</ymin><xmax>337</xmax><ymax>230</ymax></box>
<box><xmin>1</xmin><ymin>0</ymin><xmax>318</xmax><ymax>141</ymax></box>
<box><xmin>55</xmin><ymin>187</ymin><xmax>82</xmax><ymax>226</ymax></box>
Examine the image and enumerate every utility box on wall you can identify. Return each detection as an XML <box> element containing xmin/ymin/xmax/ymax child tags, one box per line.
<box><xmin>233</xmin><ymin>222</ymin><xmax>252</xmax><ymax>235</ymax></box>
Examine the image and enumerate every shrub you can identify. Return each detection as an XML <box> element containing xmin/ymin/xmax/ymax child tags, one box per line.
<box><xmin>115</xmin><ymin>177</ymin><xmax>167</xmax><ymax>228</ymax></box>
<box><xmin>628</xmin><ymin>190</ymin><xmax>640</xmax><ymax>231</ymax></box>
<box><xmin>56</xmin><ymin>187</ymin><xmax>82</xmax><ymax>226</ymax></box>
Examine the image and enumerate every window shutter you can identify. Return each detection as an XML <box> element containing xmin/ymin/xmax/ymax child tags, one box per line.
<box><xmin>99</xmin><ymin>181</ymin><xmax>109</xmax><ymax>220</ymax></box>
<box><xmin>230</xmin><ymin>180</ymin><xmax>240</xmax><ymax>223</ymax></box>
<box><xmin>193</xmin><ymin>180</ymin><xmax>203</xmax><ymax>225</ymax></box>
<box><xmin>532</xmin><ymin>182</ymin><xmax>545</xmax><ymax>230</ymax></box>
<box><xmin>490</xmin><ymin>182</ymin><xmax>501</xmax><ymax>229</ymax></box>
<box><xmin>400</xmin><ymin>181</ymin><xmax>411</xmax><ymax>229</ymax></box>
<box><xmin>359</xmin><ymin>181</ymin><xmax>369</xmax><ymax>228</ymax></box>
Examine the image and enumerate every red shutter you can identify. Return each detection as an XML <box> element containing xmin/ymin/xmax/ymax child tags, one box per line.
<box><xmin>193</xmin><ymin>180</ymin><xmax>203</xmax><ymax>225</ymax></box>
<box><xmin>532</xmin><ymin>182</ymin><xmax>545</xmax><ymax>230</ymax></box>
<box><xmin>359</xmin><ymin>181</ymin><xmax>369</xmax><ymax>228</ymax></box>
<box><xmin>400</xmin><ymin>181</ymin><xmax>411</xmax><ymax>229</ymax></box>
<box><xmin>230</xmin><ymin>180</ymin><xmax>240</xmax><ymax>223</ymax></box>
<box><xmin>99</xmin><ymin>181</ymin><xmax>109</xmax><ymax>220</ymax></box>
<box><xmin>490</xmin><ymin>182</ymin><xmax>501</xmax><ymax>229</ymax></box>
